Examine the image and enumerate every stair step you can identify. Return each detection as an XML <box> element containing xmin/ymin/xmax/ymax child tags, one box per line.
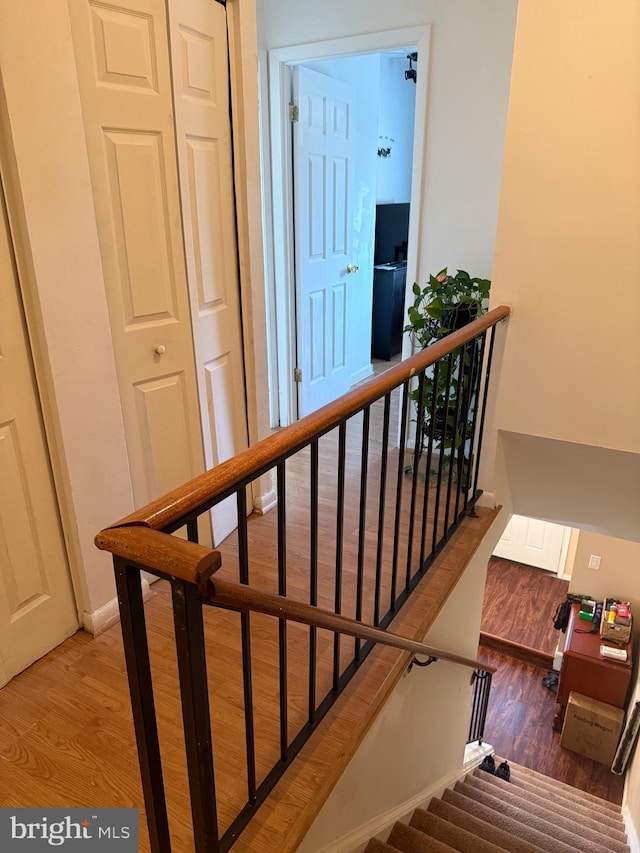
<box><xmin>408</xmin><ymin>808</ymin><xmax>524</xmax><ymax>853</ymax></box>
<box><xmin>442</xmin><ymin>787</ymin><xmax>583</xmax><ymax>853</ymax></box>
<box><xmin>454</xmin><ymin>778</ymin><xmax>627</xmax><ymax>853</ymax></box>
<box><xmin>420</xmin><ymin>801</ymin><xmax>545</xmax><ymax>853</ymax></box>
<box><xmin>469</xmin><ymin>770</ymin><xmax>628</xmax><ymax>844</ymax></box>
<box><xmin>498</xmin><ymin>759</ymin><xmax>622</xmax><ymax>814</ymax></box>
<box><xmin>365</xmin><ymin>760</ymin><xmax>629</xmax><ymax>853</ymax></box>
<box><xmin>485</xmin><ymin>766</ymin><xmax>624</xmax><ymax>830</ymax></box>
<box><xmin>387</xmin><ymin>822</ymin><xmax>460</xmax><ymax>853</ymax></box>
<box><xmin>365</xmin><ymin>839</ymin><xmax>403</xmax><ymax>853</ymax></box>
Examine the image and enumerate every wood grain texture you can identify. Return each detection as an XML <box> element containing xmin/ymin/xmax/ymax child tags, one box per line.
<box><xmin>481</xmin><ymin>556</ymin><xmax>568</xmax><ymax>655</ymax></box>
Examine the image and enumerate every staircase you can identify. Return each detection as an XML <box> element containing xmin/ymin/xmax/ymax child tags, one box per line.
<box><xmin>365</xmin><ymin>759</ymin><xmax>630</xmax><ymax>853</ymax></box>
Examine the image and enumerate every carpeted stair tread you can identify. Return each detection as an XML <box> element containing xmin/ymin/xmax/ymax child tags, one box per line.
<box><xmin>470</xmin><ymin>770</ymin><xmax>628</xmax><ymax>843</ymax></box>
<box><xmin>442</xmin><ymin>787</ymin><xmax>599</xmax><ymax>853</ymax></box>
<box><xmin>409</xmin><ymin>806</ymin><xmax>531</xmax><ymax>853</ymax></box>
<box><xmin>484</xmin><ymin>768</ymin><xmax>625</xmax><ymax>830</ymax></box>
<box><xmin>453</xmin><ymin>778</ymin><xmax>628</xmax><ymax>853</ymax></box>
<box><xmin>387</xmin><ymin>822</ymin><xmax>460</xmax><ymax>853</ymax></box>
<box><xmin>419</xmin><ymin>801</ymin><xmax>546</xmax><ymax>853</ymax></box>
<box><xmin>365</xmin><ymin>839</ymin><xmax>404</xmax><ymax>853</ymax></box>
<box><xmin>496</xmin><ymin>758</ymin><xmax>621</xmax><ymax>813</ymax></box>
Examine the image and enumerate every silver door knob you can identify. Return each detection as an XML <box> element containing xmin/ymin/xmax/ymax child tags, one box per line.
<box><xmin>154</xmin><ymin>345</ymin><xmax>166</xmax><ymax>355</ymax></box>
<box><xmin>346</xmin><ymin>263</ymin><xmax>359</xmax><ymax>274</ymax></box>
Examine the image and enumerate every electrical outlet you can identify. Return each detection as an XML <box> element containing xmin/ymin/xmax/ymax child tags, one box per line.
<box><xmin>588</xmin><ymin>554</ymin><xmax>601</xmax><ymax>570</ymax></box>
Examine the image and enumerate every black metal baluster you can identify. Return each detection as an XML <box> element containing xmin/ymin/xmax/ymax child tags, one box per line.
<box><xmin>444</xmin><ymin>346</ymin><xmax>465</xmax><ymax>536</ymax></box>
<box><xmin>390</xmin><ymin>382</ymin><xmax>409</xmax><ymax>611</ymax></box>
<box><xmin>333</xmin><ymin>423</ymin><xmax>347</xmax><ymax>691</ymax></box>
<box><xmin>309</xmin><ymin>439</ymin><xmax>319</xmax><ymax>722</ymax></box>
<box><xmin>374</xmin><ymin>394</ymin><xmax>391</xmax><ymax>626</ymax></box>
<box><xmin>115</xmin><ymin>560</ymin><xmax>171</xmax><ymax>853</ymax></box>
<box><xmin>171</xmin><ymin>579</ymin><xmax>220</xmax><ymax>853</ymax></box>
<box><xmin>405</xmin><ymin>374</ymin><xmax>426</xmax><ymax>589</ymax></box>
<box><xmin>472</xmin><ymin>327</ymin><xmax>497</xmax><ymax>500</ymax></box>
<box><xmin>187</xmin><ymin>516</ymin><xmax>199</xmax><ymax>543</ymax></box>
<box><xmin>431</xmin><ymin>353</ymin><xmax>454</xmax><ymax>554</ymax></box>
<box><xmin>355</xmin><ymin>408</ymin><xmax>370</xmax><ymax>660</ymax></box>
<box><xmin>277</xmin><ymin>461</ymin><xmax>288</xmax><ymax>760</ymax></box>
<box><xmin>468</xmin><ymin>670</ymin><xmax>492</xmax><ymax>745</ymax></box>
<box><xmin>419</xmin><ymin>362</ymin><xmax>440</xmax><ymax>569</ymax></box>
<box><xmin>454</xmin><ymin>336</ymin><xmax>479</xmax><ymax>522</ymax></box>
<box><xmin>464</xmin><ymin>332</ymin><xmax>486</xmax><ymax>512</ymax></box>
<box><xmin>236</xmin><ymin>489</ymin><xmax>256</xmax><ymax>804</ymax></box>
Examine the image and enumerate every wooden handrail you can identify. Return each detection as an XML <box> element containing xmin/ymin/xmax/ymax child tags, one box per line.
<box><xmin>104</xmin><ymin>306</ymin><xmax>510</xmax><ymax>533</ymax></box>
<box><xmin>95</xmin><ymin>525</ymin><xmax>495</xmax><ymax>674</ymax></box>
<box><xmin>204</xmin><ymin>576</ymin><xmax>496</xmax><ymax>674</ymax></box>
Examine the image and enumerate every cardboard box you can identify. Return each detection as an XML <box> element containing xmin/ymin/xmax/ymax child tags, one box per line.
<box><xmin>561</xmin><ymin>691</ymin><xmax>624</xmax><ymax>766</ymax></box>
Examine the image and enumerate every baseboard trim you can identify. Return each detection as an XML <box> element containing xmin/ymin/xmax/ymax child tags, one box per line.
<box><xmin>309</xmin><ymin>743</ymin><xmax>493</xmax><ymax>853</ymax></box>
<box><xmin>623</xmin><ymin>805</ymin><xmax>640</xmax><ymax>853</ymax></box>
<box><xmin>476</xmin><ymin>491</ymin><xmax>497</xmax><ymax>508</ymax></box>
<box><xmin>253</xmin><ymin>487</ymin><xmax>277</xmax><ymax>516</ymax></box>
<box><xmin>82</xmin><ymin>577</ymin><xmax>152</xmax><ymax>636</ymax></box>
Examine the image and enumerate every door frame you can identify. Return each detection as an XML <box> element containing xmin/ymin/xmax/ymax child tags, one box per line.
<box><xmin>266</xmin><ymin>25</ymin><xmax>431</xmax><ymax>426</ymax></box>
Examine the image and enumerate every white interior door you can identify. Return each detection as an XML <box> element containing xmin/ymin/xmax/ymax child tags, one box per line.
<box><xmin>293</xmin><ymin>66</ymin><xmax>356</xmax><ymax>416</ymax></box>
<box><xmin>167</xmin><ymin>0</ymin><xmax>248</xmax><ymax>544</ymax></box>
<box><xmin>69</xmin><ymin>0</ymin><xmax>248</xmax><ymax>544</ymax></box>
<box><xmin>0</xmin><ymin>189</ymin><xmax>78</xmax><ymax>686</ymax></box>
<box><xmin>493</xmin><ymin>514</ymin><xmax>571</xmax><ymax>575</ymax></box>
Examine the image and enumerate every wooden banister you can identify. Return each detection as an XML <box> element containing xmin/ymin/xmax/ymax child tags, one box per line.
<box><xmin>95</xmin><ymin>525</ymin><xmax>495</xmax><ymax>674</ymax></box>
<box><xmin>204</xmin><ymin>576</ymin><xmax>496</xmax><ymax>674</ymax></box>
<box><xmin>104</xmin><ymin>306</ymin><xmax>510</xmax><ymax>533</ymax></box>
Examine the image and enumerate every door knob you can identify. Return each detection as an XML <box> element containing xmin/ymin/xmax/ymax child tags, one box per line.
<box><xmin>154</xmin><ymin>345</ymin><xmax>166</xmax><ymax>355</ymax></box>
<box><xmin>346</xmin><ymin>263</ymin><xmax>359</xmax><ymax>274</ymax></box>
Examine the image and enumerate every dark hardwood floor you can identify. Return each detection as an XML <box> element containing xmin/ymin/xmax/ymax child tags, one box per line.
<box><xmin>481</xmin><ymin>556</ymin><xmax>568</xmax><ymax>655</ymax></box>
<box><xmin>479</xmin><ymin>558</ymin><xmax>624</xmax><ymax>805</ymax></box>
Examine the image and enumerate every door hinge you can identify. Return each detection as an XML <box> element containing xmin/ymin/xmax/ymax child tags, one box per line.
<box><xmin>289</xmin><ymin>103</ymin><xmax>299</xmax><ymax>123</ymax></box>
<box><xmin>293</xmin><ymin>367</ymin><xmax>302</xmax><ymax>383</ymax></box>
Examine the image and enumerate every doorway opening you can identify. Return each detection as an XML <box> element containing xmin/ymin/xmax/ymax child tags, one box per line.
<box><xmin>264</xmin><ymin>26</ymin><xmax>430</xmax><ymax>426</ymax></box>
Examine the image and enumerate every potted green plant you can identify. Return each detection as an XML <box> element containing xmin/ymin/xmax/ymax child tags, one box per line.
<box><xmin>403</xmin><ymin>268</ymin><xmax>491</xmax><ymax>477</ymax></box>
<box><xmin>404</xmin><ymin>268</ymin><xmax>491</xmax><ymax>350</ymax></box>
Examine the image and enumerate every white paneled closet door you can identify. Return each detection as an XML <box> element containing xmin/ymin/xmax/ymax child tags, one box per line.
<box><xmin>68</xmin><ymin>0</ymin><xmax>248</xmax><ymax>544</ymax></box>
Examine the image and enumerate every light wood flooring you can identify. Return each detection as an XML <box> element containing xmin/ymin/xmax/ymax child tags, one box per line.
<box><xmin>479</xmin><ymin>557</ymin><xmax>624</xmax><ymax>804</ymax></box>
<box><xmin>0</xmin><ymin>376</ymin><xmax>496</xmax><ymax>852</ymax></box>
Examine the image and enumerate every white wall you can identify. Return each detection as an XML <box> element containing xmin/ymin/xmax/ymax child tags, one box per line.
<box><xmin>569</xmin><ymin>533</ymin><xmax>640</xmax><ymax>637</ymax></box>
<box><xmin>259</xmin><ymin>0</ymin><xmax>518</xmax><ymax>282</ymax></box>
<box><xmin>489</xmin><ymin>0</ymin><xmax>640</xmax><ymax>454</ymax></box>
<box><xmin>376</xmin><ymin>54</ymin><xmax>416</xmax><ymax>204</ymax></box>
<box><xmin>298</xmin><ymin>509</ymin><xmax>506</xmax><ymax>851</ymax></box>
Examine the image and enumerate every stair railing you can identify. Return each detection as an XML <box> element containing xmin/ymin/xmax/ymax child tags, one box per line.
<box><xmin>468</xmin><ymin>668</ymin><xmax>494</xmax><ymax>746</ymax></box>
<box><xmin>96</xmin><ymin>305</ymin><xmax>510</xmax><ymax>853</ymax></box>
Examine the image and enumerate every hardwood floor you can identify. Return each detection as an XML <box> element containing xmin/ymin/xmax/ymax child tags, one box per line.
<box><xmin>0</xmin><ymin>371</ymin><xmax>499</xmax><ymax>852</ymax></box>
<box><xmin>481</xmin><ymin>647</ymin><xmax>625</xmax><ymax>804</ymax></box>
<box><xmin>479</xmin><ymin>557</ymin><xmax>624</xmax><ymax>805</ymax></box>
<box><xmin>481</xmin><ymin>556</ymin><xmax>568</xmax><ymax>655</ymax></box>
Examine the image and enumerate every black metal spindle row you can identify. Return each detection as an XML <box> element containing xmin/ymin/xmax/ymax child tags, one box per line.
<box><xmin>468</xmin><ymin>669</ymin><xmax>493</xmax><ymax>746</ymax></box>
<box><xmin>112</xmin><ymin>318</ymin><xmax>504</xmax><ymax>853</ymax></box>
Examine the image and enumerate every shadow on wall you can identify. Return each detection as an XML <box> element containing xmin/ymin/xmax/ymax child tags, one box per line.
<box><xmin>496</xmin><ymin>431</ymin><xmax>640</xmax><ymax>542</ymax></box>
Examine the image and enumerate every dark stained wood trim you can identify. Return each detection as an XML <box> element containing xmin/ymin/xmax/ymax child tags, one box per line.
<box><xmin>480</xmin><ymin>632</ymin><xmax>554</xmax><ymax>671</ymax></box>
